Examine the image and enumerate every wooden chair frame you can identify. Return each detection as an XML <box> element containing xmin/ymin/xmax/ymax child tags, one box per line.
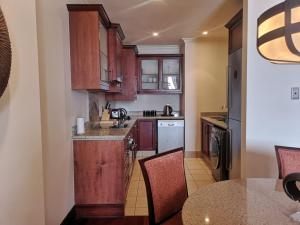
<box><xmin>139</xmin><ymin>148</ymin><xmax>188</xmax><ymax>225</ymax></box>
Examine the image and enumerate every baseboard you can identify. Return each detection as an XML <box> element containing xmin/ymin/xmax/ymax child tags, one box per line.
<box><xmin>60</xmin><ymin>206</ymin><xmax>78</xmax><ymax>225</ymax></box>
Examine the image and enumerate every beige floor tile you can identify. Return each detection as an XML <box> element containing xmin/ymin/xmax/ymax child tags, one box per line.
<box><xmin>189</xmin><ymin>169</ymin><xmax>208</xmax><ymax>175</ymax></box>
<box><xmin>188</xmin><ymin>186</ymin><xmax>198</xmax><ymax>195</ymax></box>
<box><xmin>135</xmin><ymin>207</ymin><xmax>148</xmax><ymax>216</ymax></box>
<box><xmin>137</xmin><ymin>189</ymin><xmax>147</xmax><ymax>197</ymax></box>
<box><xmin>195</xmin><ymin>180</ymin><xmax>214</xmax><ymax>188</ymax></box>
<box><xmin>127</xmin><ymin>189</ymin><xmax>138</xmax><ymax>197</ymax></box>
<box><xmin>125</xmin><ymin>207</ymin><xmax>135</xmax><ymax>216</ymax></box>
<box><xmin>187</xmin><ymin>180</ymin><xmax>197</xmax><ymax>189</ymax></box>
<box><xmin>131</xmin><ymin>173</ymin><xmax>140</xmax><ymax>181</ymax></box>
<box><xmin>132</xmin><ymin>171</ymin><xmax>141</xmax><ymax>178</ymax></box>
<box><xmin>187</xmin><ymin>163</ymin><xmax>203</xmax><ymax>170</ymax></box>
<box><xmin>185</xmin><ymin>158</ymin><xmax>201</xmax><ymax>162</ymax></box>
<box><xmin>185</xmin><ymin>174</ymin><xmax>194</xmax><ymax>181</ymax></box>
<box><xmin>129</xmin><ymin>180</ymin><xmax>139</xmax><ymax>187</ymax></box>
<box><xmin>128</xmin><ymin>187</ymin><xmax>138</xmax><ymax>194</ymax></box>
<box><xmin>138</xmin><ymin>181</ymin><xmax>146</xmax><ymax>189</ymax></box>
<box><xmin>125</xmin><ymin>197</ymin><xmax>136</xmax><ymax>208</ymax></box>
<box><xmin>136</xmin><ymin>197</ymin><xmax>148</xmax><ymax>207</ymax></box>
<box><xmin>192</xmin><ymin>173</ymin><xmax>214</xmax><ymax>181</ymax></box>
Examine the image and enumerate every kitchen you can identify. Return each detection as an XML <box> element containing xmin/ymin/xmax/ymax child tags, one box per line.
<box><xmin>68</xmin><ymin>1</ymin><xmax>241</xmax><ymax>222</ymax></box>
<box><xmin>1</xmin><ymin>0</ymin><xmax>300</xmax><ymax>225</ymax></box>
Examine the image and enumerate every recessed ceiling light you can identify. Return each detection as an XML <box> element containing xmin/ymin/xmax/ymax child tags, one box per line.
<box><xmin>153</xmin><ymin>32</ymin><xmax>159</xmax><ymax>37</ymax></box>
<box><xmin>202</xmin><ymin>31</ymin><xmax>208</xmax><ymax>36</ymax></box>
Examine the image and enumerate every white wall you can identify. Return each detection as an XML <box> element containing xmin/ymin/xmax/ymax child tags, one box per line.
<box><xmin>36</xmin><ymin>0</ymin><xmax>89</xmax><ymax>224</ymax></box>
<box><xmin>112</xmin><ymin>94</ymin><xmax>180</xmax><ymax>112</ymax></box>
<box><xmin>184</xmin><ymin>37</ymin><xmax>228</xmax><ymax>151</ymax></box>
<box><xmin>244</xmin><ymin>0</ymin><xmax>300</xmax><ymax>177</ymax></box>
<box><xmin>0</xmin><ymin>0</ymin><xmax>45</xmax><ymax>224</ymax></box>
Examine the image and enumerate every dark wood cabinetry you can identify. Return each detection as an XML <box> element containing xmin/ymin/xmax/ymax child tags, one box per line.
<box><xmin>107</xmin><ymin>24</ymin><xmax>125</xmax><ymax>93</ymax></box>
<box><xmin>73</xmin><ymin>123</ymin><xmax>137</xmax><ymax>217</ymax></box>
<box><xmin>201</xmin><ymin>119</ymin><xmax>212</xmax><ymax>157</ymax></box>
<box><xmin>137</xmin><ymin>120</ymin><xmax>157</xmax><ymax>151</ymax></box>
<box><xmin>67</xmin><ymin>5</ymin><xmax>110</xmax><ymax>91</ymax></box>
<box><xmin>225</xmin><ymin>10</ymin><xmax>243</xmax><ymax>54</ymax></box>
<box><xmin>138</xmin><ymin>55</ymin><xmax>183</xmax><ymax>94</ymax></box>
<box><xmin>106</xmin><ymin>45</ymin><xmax>138</xmax><ymax>101</ymax></box>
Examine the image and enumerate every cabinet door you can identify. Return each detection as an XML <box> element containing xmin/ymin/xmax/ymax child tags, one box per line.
<box><xmin>140</xmin><ymin>59</ymin><xmax>159</xmax><ymax>90</ymax></box>
<box><xmin>99</xmin><ymin>21</ymin><xmax>109</xmax><ymax>84</ymax></box>
<box><xmin>73</xmin><ymin>140</ymin><xmax>124</xmax><ymax>205</ymax></box>
<box><xmin>106</xmin><ymin>47</ymin><xmax>137</xmax><ymax>101</ymax></box>
<box><xmin>69</xmin><ymin>11</ymin><xmax>101</xmax><ymax>90</ymax></box>
<box><xmin>107</xmin><ymin>28</ymin><xmax>122</xmax><ymax>92</ymax></box>
<box><xmin>162</xmin><ymin>58</ymin><xmax>181</xmax><ymax>91</ymax></box>
<box><xmin>138</xmin><ymin>120</ymin><xmax>156</xmax><ymax>151</ymax></box>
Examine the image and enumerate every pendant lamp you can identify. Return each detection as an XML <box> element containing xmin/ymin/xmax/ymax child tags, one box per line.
<box><xmin>257</xmin><ymin>0</ymin><xmax>300</xmax><ymax>63</ymax></box>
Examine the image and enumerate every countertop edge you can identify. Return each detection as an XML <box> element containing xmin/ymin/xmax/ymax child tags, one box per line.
<box><xmin>201</xmin><ymin>116</ymin><xmax>228</xmax><ymax>129</ymax></box>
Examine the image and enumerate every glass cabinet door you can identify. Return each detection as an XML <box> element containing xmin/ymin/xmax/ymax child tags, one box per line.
<box><xmin>141</xmin><ymin>59</ymin><xmax>159</xmax><ymax>90</ymax></box>
<box><xmin>99</xmin><ymin>21</ymin><xmax>108</xmax><ymax>83</ymax></box>
<box><xmin>162</xmin><ymin>59</ymin><xmax>180</xmax><ymax>90</ymax></box>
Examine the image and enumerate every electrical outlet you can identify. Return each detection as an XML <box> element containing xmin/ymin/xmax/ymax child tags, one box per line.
<box><xmin>291</xmin><ymin>87</ymin><xmax>299</xmax><ymax>100</ymax></box>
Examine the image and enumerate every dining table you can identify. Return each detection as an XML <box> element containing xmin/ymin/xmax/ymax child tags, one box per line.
<box><xmin>182</xmin><ymin>178</ymin><xmax>300</xmax><ymax>225</ymax></box>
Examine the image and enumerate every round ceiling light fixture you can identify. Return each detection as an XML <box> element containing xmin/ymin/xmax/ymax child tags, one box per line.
<box><xmin>257</xmin><ymin>0</ymin><xmax>300</xmax><ymax>64</ymax></box>
<box><xmin>202</xmin><ymin>31</ymin><xmax>208</xmax><ymax>36</ymax></box>
<box><xmin>152</xmin><ymin>32</ymin><xmax>159</xmax><ymax>37</ymax></box>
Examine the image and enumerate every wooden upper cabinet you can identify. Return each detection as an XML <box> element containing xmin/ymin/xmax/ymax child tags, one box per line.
<box><xmin>138</xmin><ymin>55</ymin><xmax>183</xmax><ymax>94</ymax></box>
<box><xmin>67</xmin><ymin>5</ymin><xmax>110</xmax><ymax>91</ymax></box>
<box><xmin>106</xmin><ymin>45</ymin><xmax>138</xmax><ymax>101</ymax></box>
<box><xmin>225</xmin><ymin>10</ymin><xmax>243</xmax><ymax>54</ymax></box>
<box><xmin>107</xmin><ymin>24</ymin><xmax>125</xmax><ymax>93</ymax></box>
<box><xmin>137</xmin><ymin>120</ymin><xmax>157</xmax><ymax>151</ymax></box>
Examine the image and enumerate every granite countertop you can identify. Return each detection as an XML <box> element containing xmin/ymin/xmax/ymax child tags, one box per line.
<box><xmin>72</xmin><ymin>119</ymin><xmax>137</xmax><ymax>141</ymax></box>
<box><xmin>201</xmin><ymin>116</ymin><xmax>228</xmax><ymax>129</ymax></box>
<box><xmin>182</xmin><ymin>178</ymin><xmax>300</xmax><ymax>225</ymax></box>
<box><xmin>72</xmin><ymin>115</ymin><xmax>185</xmax><ymax>141</ymax></box>
<box><xmin>131</xmin><ymin>115</ymin><xmax>185</xmax><ymax>120</ymax></box>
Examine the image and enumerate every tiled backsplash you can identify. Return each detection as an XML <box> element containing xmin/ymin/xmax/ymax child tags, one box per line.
<box><xmin>110</xmin><ymin>94</ymin><xmax>180</xmax><ymax>111</ymax></box>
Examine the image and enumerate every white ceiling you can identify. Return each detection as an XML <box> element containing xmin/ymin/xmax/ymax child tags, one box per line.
<box><xmin>90</xmin><ymin>0</ymin><xmax>242</xmax><ymax>44</ymax></box>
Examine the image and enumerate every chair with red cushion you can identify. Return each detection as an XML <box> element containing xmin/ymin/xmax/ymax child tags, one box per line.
<box><xmin>139</xmin><ymin>148</ymin><xmax>188</xmax><ymax>225</ymax></box>
<box><xmin>275</xmin><ymin>145</ymin><xmax>300</xmax><ymax>179</ymax></box>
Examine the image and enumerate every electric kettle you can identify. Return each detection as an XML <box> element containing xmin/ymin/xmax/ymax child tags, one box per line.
<box><xmin>163</xmin><ymin>104</ymin><xmax>173</xmax><ymax>116</ymax></box>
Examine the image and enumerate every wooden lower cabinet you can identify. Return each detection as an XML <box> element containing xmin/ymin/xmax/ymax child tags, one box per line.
<box><xmin>137</xmin><ymin>119</ymin><xmax>157</xmax><ymax>151</ymax></box>
<box><xmin>73</xmin><ymin>124</ymin><xmax>137</xmax><ymax>217</ymax></box>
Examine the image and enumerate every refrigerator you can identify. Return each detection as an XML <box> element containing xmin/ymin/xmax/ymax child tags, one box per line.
<box><xmin>227</xmin><ymin>48</ymin><xmax>242</xmax><ymax>179</ymax></box>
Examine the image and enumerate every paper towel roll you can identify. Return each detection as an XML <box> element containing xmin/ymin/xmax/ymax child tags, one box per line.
<box><xmin>76</xmin><ymin>117</ymin><xmax>85</xmax><ymax>134</ymax></box>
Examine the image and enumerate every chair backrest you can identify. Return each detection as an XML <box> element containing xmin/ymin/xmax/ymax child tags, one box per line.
<box><xmin>139</xmin><ymin>148</ymin><xmax>188</xmax><ymax>225</ymax></box>
<box><xmin>275</xmin><ymin>145</ymin><xmax>300</xmax><ymax>179</ymax></box>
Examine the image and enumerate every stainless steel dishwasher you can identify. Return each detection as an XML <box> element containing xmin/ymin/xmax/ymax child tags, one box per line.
<box><xmin>157</xmin><ymin>120</ymin><xmax>184</xmax><ymax>153</ymax></box>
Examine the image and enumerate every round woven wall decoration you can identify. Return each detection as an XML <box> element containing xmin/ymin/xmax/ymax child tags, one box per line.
<box><xmin>0</xmin><ymin>7</ymin><xmax>11</xmax><ymax>98</ymax></box>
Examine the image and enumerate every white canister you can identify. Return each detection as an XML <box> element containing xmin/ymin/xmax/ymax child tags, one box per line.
<box><xmin>76</xmin><ymin>117</ymin><xmax>85</xmax><ymax>134</ymax></box>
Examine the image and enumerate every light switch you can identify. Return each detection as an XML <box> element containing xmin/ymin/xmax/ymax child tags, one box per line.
<box><xmin>291</xmin><ymin>87</ymin><xmax>299</xmax><ymax>100</ymax></box>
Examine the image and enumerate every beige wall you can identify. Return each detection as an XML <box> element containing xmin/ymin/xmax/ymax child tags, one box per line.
<box><xmin>184</xmin><ymin>37</ymin><xmax>228</xmax><ymax>151</ymax></box>
<box><xmin>0</xmin><ymin>0</ymin><xmax>45</xmax><ymax>224</ymax></box>
<box><xmin>243</xmin><ymin>0</ymin><xmax>300</xmax><ymax>178</ymax></box>
<box><xmin>36</xmin><ymin>0</ymin><xmax>90</xmax><ymax>224</ymax></box>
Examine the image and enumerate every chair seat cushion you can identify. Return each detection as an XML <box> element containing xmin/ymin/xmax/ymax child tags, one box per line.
<box><xmin>161</xmin><ymin>211</ymin><xmax>183</xmax><ymax>225</ymax></box>
<box><xmin>278</xmin><ymin>148</ymin><xmax>300</xmax><ymax>177</ymax></box>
